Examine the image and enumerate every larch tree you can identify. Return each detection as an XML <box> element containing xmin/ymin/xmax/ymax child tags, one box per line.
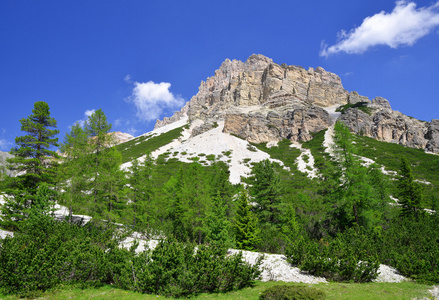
<box><xmin>326</xmin><ymin>121</ymin><xmax>387</xmax><ymax>232</ymax></box>
<box><xmin>59</xmin><ymin>109</ymin><xmax>124</xmax><ymax>219</ymax></box>
<box><xmin>127</xmin><ymin>153</ymin><xmax>155</xmax><ymax>230</ymax></box>
<box><xmin>59</xmin><ymin>122</ymin><xmax>90</xmax><ymax>220</ymax></box>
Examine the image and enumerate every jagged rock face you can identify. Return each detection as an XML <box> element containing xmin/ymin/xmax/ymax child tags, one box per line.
<box><xmin>0</xmin><ymin>151</ymin><xmax>14</xmax><ymax>177</ymax></box>
<box><xmin>223</xmin><ymin>106</ymin><xmax>332</xmax><ymax>143</ymax></box>
<box><xmin>157</xmin><ymin>54</ymin><xmax>348</xmax><ymax>143</ymax></box>
<box><xmin>425</xmin><ymin>119</ymin><xmax>439</xmax><ymax>153</ymax></box>
<box><xmin>339</xmin><ymin>104</ymin><xmax>430</xmax><ymax>150</ymax></box>
<box><xmin>184</xmin><ymin>54</ymin><xmax>348</xmax><ymax>122</ymax></box>
<box><xmin>156</xmin><ymin>54</ymin><xmax>439</xmax><ymax>153</ymax></box>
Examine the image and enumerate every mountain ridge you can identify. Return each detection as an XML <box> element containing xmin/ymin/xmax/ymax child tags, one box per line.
<box><xmin>155</xmin><ymin>54</ymin><xmax>439</xmax><ymax>153</ymax></box>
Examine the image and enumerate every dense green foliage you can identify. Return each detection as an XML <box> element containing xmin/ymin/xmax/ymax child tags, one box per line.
<box><xmin>234</xmin><ymin>190</ymin><xmax>260</xmax><ymax>250</ymax></box>
<box><xmin>286</xmin><ymin>228</ymin><xmax>380</xmax><ymax>283</ymax></box>
<box><xmin>0</xmin><ymin>215</ymin><xmax>261</xmax><ymax>298</ymax></box>
<box><xmin>114</xmin><ymin>239</ymin><xmax>262</xmax><ymax>297</ymax></box>
<box><xmin>260</xmin><ymin>285</ymin><xmax>326</xmax><ymax>300</ymax></box>
<box><xmin>396</xmin><ymin>157</ymin><xmax>423</xmax><ymax>217</ymax></box>
<box><xmin>59</xmin><ymin>109</ymin><xmax>125</xmax><ymax>220</ymax></box>
<box><xmin>0</xmin><ymin>214</ymin><xmax>119</xmax><ymax>297</ymax></box>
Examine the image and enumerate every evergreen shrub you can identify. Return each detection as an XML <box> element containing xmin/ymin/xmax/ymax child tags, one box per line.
<box><xmin>286</xmin><ymin>228</ymin><xmax>379</xmax><ymax>283</ymax></box>
<box><xmin>115</xmin><ymin>239</ymin><xmax>263</xmax><ymax>297</ymax></box>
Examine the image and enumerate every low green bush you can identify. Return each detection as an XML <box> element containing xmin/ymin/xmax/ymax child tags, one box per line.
<box><xmin>286</xmin><ymin>228</ymin><xmax>380</xmax><ymax>283</ymax></box>
<box><xmin>115</xmin><ymin>239</ymin><xmax>263</xmax><ymax>297</ymax></box>
<box><xmin>0</xmin><ymin>214</ymin><xmax>119</xmax><ymax>297</ymax></box>
<box><xmin>259</xmin><ymin>285</ymin><xmax>326</xmax><ymax>300</ymax></box>
<box><xmin>0</xmin><ymin>214</ymin><xmax>261</xmax><ymax>298</ymax></box>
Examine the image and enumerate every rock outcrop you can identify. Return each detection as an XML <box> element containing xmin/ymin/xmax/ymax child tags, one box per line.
<box><xmin>0</xmin><ymin>151</ymin><xmax>14</xmax><ymax>177</ymax></box>
<box><xmin>155</xmin><ymin>54</ymin><xmax>439</xmax><ymax>153</ymax></box>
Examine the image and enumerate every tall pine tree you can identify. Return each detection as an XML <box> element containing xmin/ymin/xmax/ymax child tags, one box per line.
<box><xmin>2</xmin><ymin>101</ymin><xmax>59</xmax><ymax>229</ymax></box>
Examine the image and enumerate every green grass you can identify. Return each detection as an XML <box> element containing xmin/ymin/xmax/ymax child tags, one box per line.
<box><xmin>0</xmin><ymin>282</ymin><xmax>433</xmax><ymax>299</ymax></box>
<box><xmin>115</xmin><ymin>126</ymin><xmax>184</xmax><ymax>163</ymax></box>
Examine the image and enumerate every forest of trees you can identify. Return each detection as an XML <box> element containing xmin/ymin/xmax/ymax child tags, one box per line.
<box><xmin>0</xmin><ymin>102</ymin><xmax>437</xmax><ymax>297</ymax></box>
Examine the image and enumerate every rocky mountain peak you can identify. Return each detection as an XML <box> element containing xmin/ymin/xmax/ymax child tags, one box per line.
<box><xmin>155</xmin><ymin>54</ymin><xmax>439</xmax><ymax>153</ymax></box>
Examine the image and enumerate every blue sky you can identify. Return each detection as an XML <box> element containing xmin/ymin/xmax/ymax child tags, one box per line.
<box><xmin>1</xmin><ymin>0</ymin><xmax>439</xmax><ymax>151</ymax></box>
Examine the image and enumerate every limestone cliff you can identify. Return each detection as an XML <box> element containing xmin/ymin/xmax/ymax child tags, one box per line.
<box><xmin>155</xmin><ymin>54</ymin><xmax>439</xmax><ymax>153</ymax></box>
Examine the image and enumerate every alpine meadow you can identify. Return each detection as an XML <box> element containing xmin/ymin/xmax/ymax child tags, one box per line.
<box><xmin>0</xmin><ymin>54</ymin><xmax>438</xmax><ymax>300</ymax></box>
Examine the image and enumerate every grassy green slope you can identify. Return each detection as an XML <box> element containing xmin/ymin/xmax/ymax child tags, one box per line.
<box><xmin>301</xmin><ymin>129</ymin><xmax>438</xmax><ymax>209</ymax></box>
<box><xmin>116</xmin><ymin>126</ymin><xmax>184</xmax><ymax>163</ymax></box>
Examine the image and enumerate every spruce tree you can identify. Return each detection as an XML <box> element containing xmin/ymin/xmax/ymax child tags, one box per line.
<box><xmin>397</xmin><ymin>157</ymin><xmax>422</xmax><ymax>217</ymax></box>
<box><xmin>234</xmin><ymin>190</ymin><xmax>260</xmax><ymax>250</ymax></box>
<box><xmin>204</xmin><ymin>192</ymin><xmax>232</xmax><ymax>247</ymax></box>
<box><xmin>247</xmin><ymin>159</ymin><xmax>282</xmax><ymax>225</ymax></box>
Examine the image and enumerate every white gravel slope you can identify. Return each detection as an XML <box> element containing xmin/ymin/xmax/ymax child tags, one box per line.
<box><xmin>229</xmin><ymin>249</ymin><xmax>327</xmax><ymax>283</ymax></box>
<box><xmin>150</xmin><ymin>120</ymin><xmax>286</xmax><ymax>184</ymax></box>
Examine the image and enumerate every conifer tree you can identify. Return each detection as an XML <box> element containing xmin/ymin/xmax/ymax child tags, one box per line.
<box><xmin>2</xmin><ymin>101</ymin><xmax>59</xmax><ymax>229</ymax></box>
<box><xmin>234</xmin><ymin>190</ymin><xmax>260</xmax><ymax>250</ymax></box>
<box><xmin>397</xmin><ymin>157</ymin><xmax>422</xmax><ymax>217</ymax></box>
<box><xmin>247</xmin><ymin>159</ymin><xmax>282</xmax><ymax>225</ymax></box>
<box><xmin>128</xmin><ymin>153</ymin><xmax>155</xmax><ymax>230</ymax></box>
<box><xmin>204</xmin><ymin>192</ymin><xmax>232</xmax><ymax>247</ymax></box>
<box><xmin>59</xmin><ymin>109</ymin><xmax>124</xmax><ymax>219</ymax></box>
<box><xmin>325</xmin><ymin>121</ymin><xmax>387</xmax><ymax>232</ymax></box>
<box><xmin>7</xmin><ymin>101</ymin><xmax>59</xmax><ymax>192</ymax></box>
<box><xmin>59</xmin><ymin>122</ymin><xmax>89</xmax><ymax>220</ymax></box>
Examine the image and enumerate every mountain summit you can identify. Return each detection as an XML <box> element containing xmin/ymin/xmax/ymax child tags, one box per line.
<box><xmin>156</xmin><ymin>54</ymin><xmax>439</xmax><ymax>153</ymax></box>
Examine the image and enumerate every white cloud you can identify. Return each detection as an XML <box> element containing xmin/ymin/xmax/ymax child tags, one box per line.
<box><xmin>124</xmin><ymin>74</ymin><xmax>132</xmax><ymax>83</ymax></box>
<box><xmin>127</xmin><ymin>81</ymin><xmax>185</xmax><ymax>122</ymax></box>
<box><xmin>84</xmin><ymin>109</ymin><xmax>95</xmax><ymax>118</ymax></box>
<box><xmin>70</xmin><ymin>109</ymin><xmax>96</xmax><ymax>128</ymax></box>
<box><xmin>321</xmin><ymin>1</ymin><xmax>439</xmax><ymax>57</ymax></box>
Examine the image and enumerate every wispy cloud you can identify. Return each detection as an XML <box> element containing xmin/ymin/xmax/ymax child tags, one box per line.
<box><xmin>320</xmin><ymin>1</ymin><xmax>439</xmax><ymax>57</ymax></box>
<box><xmin>0</xmin><ymin>139</ymin><xmax>11</xmax><ymax>151</ymax></box>
<box><xmin>124</xmin><ymin>74</ymin><xmax>132</xmax><ymax>83</ymax></box>
<box><xmin>127</xmin><ymin>81</ymin><xmax>185</xmax><ymax>122</ymax></box>
<box><xmin>71</xmin><ymin>109</ymin><xmax>96</xmax><ymax>128</ymax></box>
<box><xmin>126</xmin><ymin>127</ymin><xmax>138</xmax><ymax>136</ymax></box>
